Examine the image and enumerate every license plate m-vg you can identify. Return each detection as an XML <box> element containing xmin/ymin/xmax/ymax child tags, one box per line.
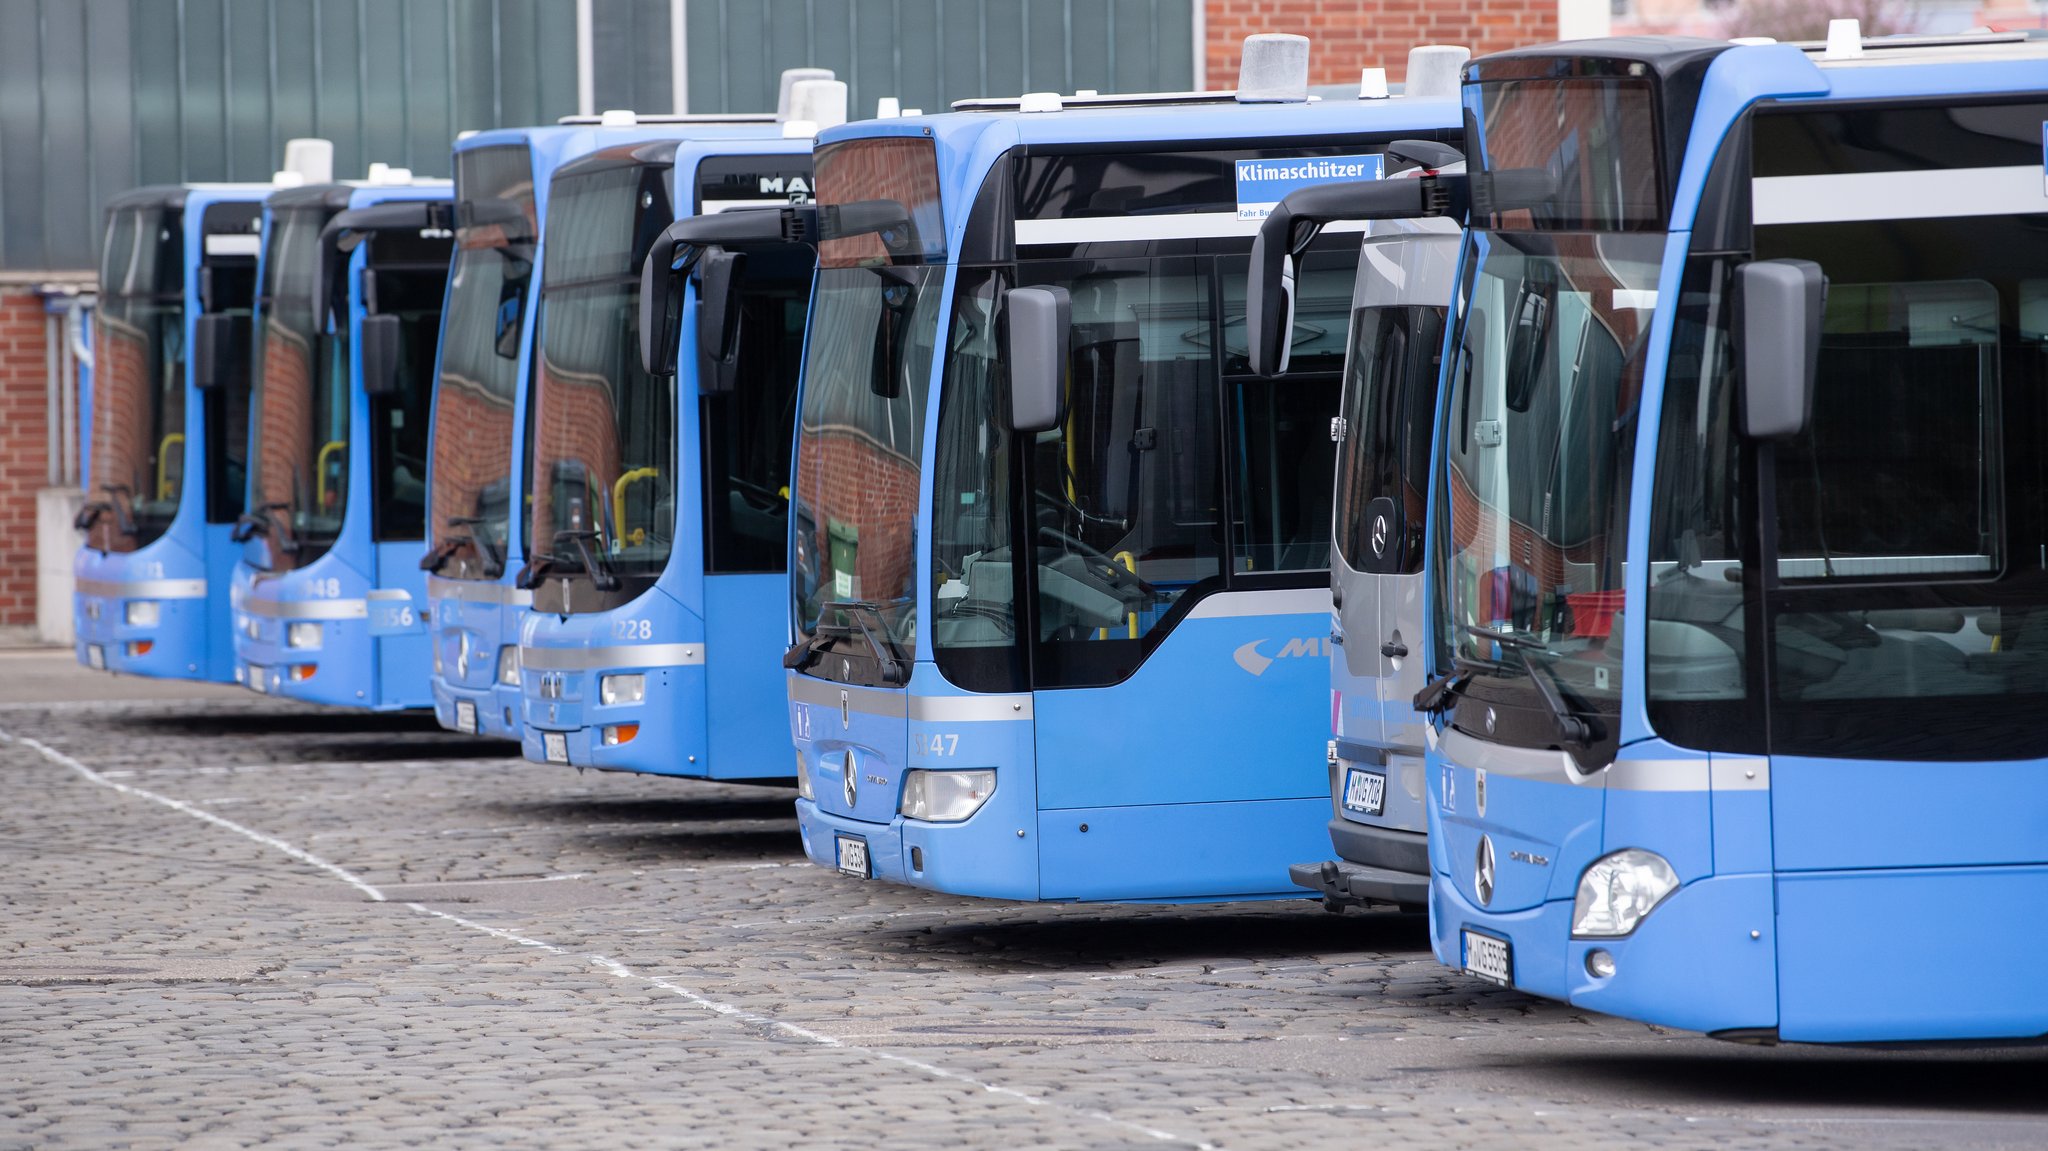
<box><xmin>835</xmin><ymin>835</ymin><xmax>870</xmax><ymax>879</ymax></box>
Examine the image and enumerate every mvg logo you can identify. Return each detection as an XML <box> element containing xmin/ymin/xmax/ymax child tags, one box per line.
<box><xmin>1233</xmin><ymin>636</ymin><xmax>1325</xmax><ymax>676</ymax></box>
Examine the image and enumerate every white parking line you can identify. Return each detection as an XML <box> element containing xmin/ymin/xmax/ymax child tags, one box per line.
<box><xmin>2</xmin><ymin>725</ymin><xmax>1209</xmax><ymax>1150</ymax></box>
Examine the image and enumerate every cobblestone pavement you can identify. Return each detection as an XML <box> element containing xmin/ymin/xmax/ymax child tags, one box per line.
<box><xmin>3</xmin><ymin>658</ymin><xmax>2045</xmax><ymax>1149</ymax></box>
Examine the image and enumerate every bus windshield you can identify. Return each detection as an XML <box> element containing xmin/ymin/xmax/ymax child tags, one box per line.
<box><xmin>89</xmin><ymin>203</ymin><xmax>185</xmax><ymax>552</ymax></box>
<box><xmin>527</xmin><ymin>160</ymin><xmax>673</xmax><ymax>608</ymax></box>
<box><xmin>1433</xmin><ymin>229</ymin><xmax>1663</xmax><ymax>761</ymax></box>
<box><xmin>429</xmin><ymin>145</ymin><xmax>537</xmax><ymax>580</ymax></box>
<box><xmin>246</xmin><ymin>205</ymin><xmax>348</xmax><ymax>571</ymax></box>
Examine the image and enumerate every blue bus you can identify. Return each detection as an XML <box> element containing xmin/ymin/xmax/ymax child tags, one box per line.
<box><xmin>1417</xmin><ymin>31</ymin><xmax>2048</xmax><ymax>1042</ymax></box>
<box><xmin>513</xmin><ymin>132</ymin><xmax>821</xmax><ymax>775</ymax></box>
<box><xmin>1247</xmin><ymin>142</ymin><xmax>1469</xmax><ymax>914</ymax></box>
<box><xmin>778</xmin><ymin>43</ymin><xmax>1462</xmax><ymax>902</ymax></box>
<box><xmin>421</xmin><ymin>115</ymin><xmax>791</xmax><ymax>740</ymax></box>
<box><xmin>74</xmin><ymin>183</ymin><xmax>269</xmax><ymax>682</ymax></box>
<box><xmin>230</xmin><ymin>177</ymin><xmax>454</xmax><ymax>705</ymax></box>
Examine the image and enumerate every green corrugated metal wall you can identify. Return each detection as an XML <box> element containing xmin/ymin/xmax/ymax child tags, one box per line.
<box><xmin>0</xmin><ymin>0</ymin><xmax>1195</xmax><ymax>273</ymax></box>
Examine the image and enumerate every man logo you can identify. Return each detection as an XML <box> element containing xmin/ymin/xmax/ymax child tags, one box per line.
<box><xmin>1232</xmin><ymin>637</ymin><xmax>1323</xmax><ymax>676</ymax></box>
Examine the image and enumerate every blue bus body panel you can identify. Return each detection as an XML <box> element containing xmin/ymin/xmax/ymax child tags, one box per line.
<box><xmin>75</xmin><ymin>184</ymin><xmax>273</xmax><ymax>684</ymax></box>
<box><xmin>702</xmin><ymin>573</ymin><xmax>796</xmax><ymax>779</ymax></box>
<box><xmin>519</xmin><ymin>135</ymin><xmax>811</xmax><ymax>779</ymax></box>
<box><xmin>1777</xmin><ymin>866</ymin><xmax>2048</xmax><ymax>1043</ymax></box>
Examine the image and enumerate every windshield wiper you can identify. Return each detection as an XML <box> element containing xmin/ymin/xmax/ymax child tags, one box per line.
<box><xmin>787</xmin><ymin>600</ymin><xmax>909</xmax><ymax>686</ymax></box>
<box><xmin>1414</xmin><ymin>667</ymin><xmax>1471</xmax><ymax>716</ymax></box>
<box><xmin>422</xmin><ymin>518</ymin><xmax>505</xmax><ymax>576</ymax></box>
<box><xmin>550</xmin><ymin>529</ymin><xmax>621</xmax><ymax>592</ymax></box>
<box><xmin>1461</xmin><ymin>625</ymin><xmax>1592</xmax><ymax>747</ymax></box>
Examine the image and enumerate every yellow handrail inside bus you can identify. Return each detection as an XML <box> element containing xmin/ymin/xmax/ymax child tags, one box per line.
<box><xmin>156</xmin><ymin>434</ymin><xmax>185</xmax><ymax>500</ymax></box>
<box><xmin>1115</xmin><ymin>550</ymin><xmax>1139</xmax><ymax>639</ymax></box>
<box><xmin>315</xmin><ymin>440</ymin><xmax>347</xmax><ymax>507</ymax></box>
<box><xmin>612</xmin><ymin>467</ymin><xmax>660</xmax><ymax>548</ymax></box>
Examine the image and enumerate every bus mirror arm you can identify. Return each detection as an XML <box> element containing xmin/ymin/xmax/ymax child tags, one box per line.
<box><xmin>312</xmin><ymin>202</ymin><xmax>438</xmax><ymax>330</ymax></box>
<box><xmin>1247</xmin><ymin>176</ymin><xmax>1459</xmax><ymax>377</ymax></box>
<box><xmin>1736</xmin><ymin>259</ymin><xmax>1827</xmax><ymax>440</ymax></box>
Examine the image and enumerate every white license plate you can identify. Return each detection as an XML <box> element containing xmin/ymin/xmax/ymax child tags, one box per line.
<box><xmin>1343</xmin><ymin>767</ymin><xmax>1386</xmax><ymax>816</ymax></box>
<box><xmin>835</xmin><ymin>835</ymin><xmax>870</xmax><ymax>879</ymax></box>
<box><xmin>1463</xmin><ymin>929</ymin><xmax>1512</xmax><ymax>986</ymax></box>
<box><xmin>454</xmin><ymin>700</ymin><xmax>478</xmax><ymax>734</ymax></box>
<box><xmin>86</xmin><ymin>645</ymin><xmax>105</xmax><ymax>670</ymax></box>
<box><xmin>543</xmin><ymin>732</ymin><xmax>569</xmax><ymax>763</ymax></box>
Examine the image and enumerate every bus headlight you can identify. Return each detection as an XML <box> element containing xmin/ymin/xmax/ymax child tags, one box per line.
<box><xmin>1571</xmin><ymin>849</ymin><xmax>1680</xmax><ymax>938</ymax></box>
<box><xmin>497</xmin><ymin>645</ymin><xmax>521</xmax><ymax>686</ymax></box>
<box><xmin>600</xmin><ymin>673</ymin><xmax>645</xmax><ymax>705</ymax></box>
<box><xmin>900</xmin><ymin>769</ymin><xmax>995</xmax><ymax>823</ymax></box>
<box><xmin>794</xmin><ymin>750</ymin><xmax>813</xmax><ymax>801</ymax></box>
<box><xmin>286</xmin><ymin>622</ymin><xmax>322</xmax><ymax>649</ymax></box>
<box><xmin>125</xmin><ymin>601</ymin><xmax>160</xmax><ymax>627</ymax></box>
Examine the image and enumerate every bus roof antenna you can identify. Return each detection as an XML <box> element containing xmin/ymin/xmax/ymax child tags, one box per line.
<box><xmin>1405</xmin><ymin>46</ymin><xmax>1470</xmax><ymax>101</ymax></box>
<box><xmin>1236</xmin><ymin>34</ymin><xmax>1310</xmax><ymax>103</ymax></box>
<box><xmin>777</xmin><ymin>68</ymin><xmax>835</xmax><ymax>120</ymax></box>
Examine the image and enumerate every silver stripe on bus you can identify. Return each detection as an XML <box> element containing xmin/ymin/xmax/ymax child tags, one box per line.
<box><xmin>1185</xmin><ymin>586</ymin><xmax>1333</xmax><ymax>620</ymax></box>
<box><xmin>427</xmin><ymin>576</ymin><xmax>535</xmax><ymax>607</ymax></box>
<box><xmin>1015</xmin><ymin>212</ymin><xmax>1367</xmax><ymax>246</ymax></box>
<box><xmin>203</xmin><ymin>233</ymin><xmax>261</xmax><ymax>255</ymax></box>
<box><xmin>908</xmin><ymin>693</ymin><xmax>1034</xmax><ymax>723</ymax></box>
<box><xmin>1605</xmin><ymin>757</ymin><xmax>1710</xmax><ymax>792</ymax></box>
<box><xmin>75</xmin><ymin>577</ymin><xmax>207</xmax><ymax>600</ymax></box>
<box><xmin>1753</xmin><ymin>165</ymin><xmax>2047</xmax><ymax>226</ymax></box>
<box><xmin>366</xmin><ymin>589</ymin><xmax>412</xmax><ymax>602</ymax></box>
<box><xmin>786</xmin><ymin>675</ymin><xmax>909</xmax><ymax>719</ymax></box>
<box><xmin>1440</xmin><ymin>727</ymin><xmax>1591</xmax><ymax>787</ymax></box>
<box><xmin>238</xmin><ymin>597</ymin><xmax>368</xmax><ymax>620</ymax></box>
<box><xmin>519</xmin><ymin>643</ymin><xmax>706</xmax><ymax>671</ymax></box>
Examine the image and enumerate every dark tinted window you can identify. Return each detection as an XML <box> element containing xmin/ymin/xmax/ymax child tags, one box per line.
<box><xmin>701</xmin><ymin>242</ymin><xmax>813</xmax><ymax>573</ymax></box>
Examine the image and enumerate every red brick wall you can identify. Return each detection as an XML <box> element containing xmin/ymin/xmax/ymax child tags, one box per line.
<box><xmin>0</xmin><ymin>293</ymin><xmax>52</xmax><ymax>626</ymax></box>
<box><xmin>426</xmin><ymin>370</ymin><xmax>514</xmax><ymax>566</ymax></box>
<box><xmin>528</xmin><ymin>358</ymin><xmax>624</xmax><ymax>547</ymax></box>
<box><xmin>1205</xmin><ymin>0</ymin><xmax>1557</xmax><ymax>86</ymax></box>
<box><xmin>253</xmin><ymin>318</ymin><xmax>317</xmax><ymax>571</ymax></box>
<box><xmin>84</xmin><ymin>311</ymin><xmax>152</xmax><ymax>554</ymax></box>
<box><xmin>794</xmin><ymin>430</ymin><xmax>920</xmax><ymax>610</ymax></box>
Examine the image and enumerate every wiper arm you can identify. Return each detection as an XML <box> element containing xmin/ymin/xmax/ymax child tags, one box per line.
<box><xmin>1460</xmin><ymin>626</ymin><xmax>1591</xmax><ymax>747</ymax></box>
<box><xmin>97</xmin><ymin>485</ymin><xmax>140</xmax><ymax>538</ymax></box>
<box><xmin>1413</xmin><ymin>667</ymin><xmax>1471</xmax><ymax>716</ymax></box>
<box><xmin>808</xmin><ymin>599</ymin><xmax>909</xmax><ymax>686</ymax></box>
<box><xmin>551</xmin><ymin>529</ymin><xmax>621</xmax><ymax>592</ymax></box>
<box><xmin>1463</xmin><ymin>623</ymin><xmax>1549</xmax><ymax>653</ymax></box>
<box><xmin>448</xmin><ymin>516</ymin><xmax>507</xmax><ymax>577</ymax></box>
<box><xmin>419</xmin><ymin>532</ymin><xmax>473</xmax><ymax>574</ymax></box>
<box><xmin>513</xmin><ymin>555</ymin><xmax>553</xmax><ymax>590</ymax></box>
<box><xmin>232</xmin><ymin>501</ymin><xmax>293</xmax><ymax>545</ymax></box>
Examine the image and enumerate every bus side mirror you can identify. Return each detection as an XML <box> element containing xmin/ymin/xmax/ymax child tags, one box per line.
<box><xmin>1247</xmin><ymin>236</ymin><xmax>1296</xmax><ymax>378</ymax></box>
<box><xmin>1738</xmin><ymin>259</ymin><xmax>1827</xmax><ymax>440</ymax></box>
<box><xmin>638</xmin><ymin>246</ymin><xmax>681</xmax><ymax>378</ymax></box>
<box><xmin>695</xmin><ymin>248</ymin><xmax>747</xmax><ymax>395</ymax></box>
<box><xmin>359</xmin><ymin>313</ymin><xmax>403</xmax><ymax>397</ymax></box>
<box><xmin>1005</xmin><ymin>286</ymin><xmax>1070</xmax><ymax>433</ymax></box>
<box><xmin>192</xmin><ymin>313</ymin><xmax>239</xmax><ymax>391</ymax></box>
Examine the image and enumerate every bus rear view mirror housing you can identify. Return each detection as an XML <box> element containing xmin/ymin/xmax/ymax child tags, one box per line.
<box><xmin>1737</xmin><ymin>258</ymin><xmax>1827</xmax><ymax>440</ymax></box>
<box><xmin>694</xmin><ymin>248</ymin><xmax>747</xmax><ymax>394</ymax></box>
<box><xmin>1246</xmin><ymin>167</ymin><xmax>1464</xmax><ymax>378</ymax></box>
<box><xmin>639</xmin><ymin>206</ymin><xmax>811</xmax><ymax>379</ymax></box>
<box><xmin>192</xmin><ymin>313</ymin><xmax>241</xmax><ymax>392</ymax></box>
<box><xmin>1005</xmin><ymin>286</ymin><xmax>1070</xmax><ymax>433</ymax></box>
<box><xmin>358</xmin><ymin>313</ymin><xmax>403</xmax><ymax>397</ymax></box>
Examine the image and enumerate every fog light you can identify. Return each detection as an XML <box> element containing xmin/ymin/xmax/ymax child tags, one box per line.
<box><xmin>600</xmin><ymin>673</ymin><xmax>645</xmax><ymax>705</ymax></box>
<box><xmin>125</xmin><ymin>640</ymin><xmax>153</xmax><ymax>657</ymax></box>
<box><xmin>900</xmin><ymin>769</ymin><xmax>996</xmax><ymax>823</ymax></box>
<box><xmin>1585</xmin><ymin>949</ymin><xmax>1616</xmax><ymax>979</ymax></box>
<box><xmin>287</xmin><ymin>621</ymin><xmax>322</xmax><ymax>649</ymax></box>
<box><xmin>125</xmin><ymin>600</ymin><xmax>160</xmax><ymax>627</ymax></box>
<box><xmin>794</xmin><ymin>750</ymin><xmax>814</xmax><ymax>800</ymax></box>
<box><xmin>602</xmin><ymin>723</ymin><xmax>639</xmax><ymax>747</ymax></box>
<box><xmin>288</xmin><ymin>663</ymin><xmax>317</xmax><ymax>683</ymax></box>
<box><xmin>497</xmin><ymin>645</ymin><xmax>521</xmax><ymax>686</ymax></box>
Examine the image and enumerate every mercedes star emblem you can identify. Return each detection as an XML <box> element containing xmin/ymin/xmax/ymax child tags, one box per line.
<box><xmin>843</xmin><ymin>749</ymin><xmax>859</xmax><ymax>808</ymax></box>
<box><xmin>1485</xmin><ymin>707</ymin><xmax>1497</xmax><ymax>735</ymax></box>
<box><xmin>1370</xmin><ymin>513</ymin><xmax>1389</xmax><ymax>558</ymax></box>
<box><xmin>1475</xmin><ymin>834</ymin><xmax>1496</xmax><ymax>907</ymax></box>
